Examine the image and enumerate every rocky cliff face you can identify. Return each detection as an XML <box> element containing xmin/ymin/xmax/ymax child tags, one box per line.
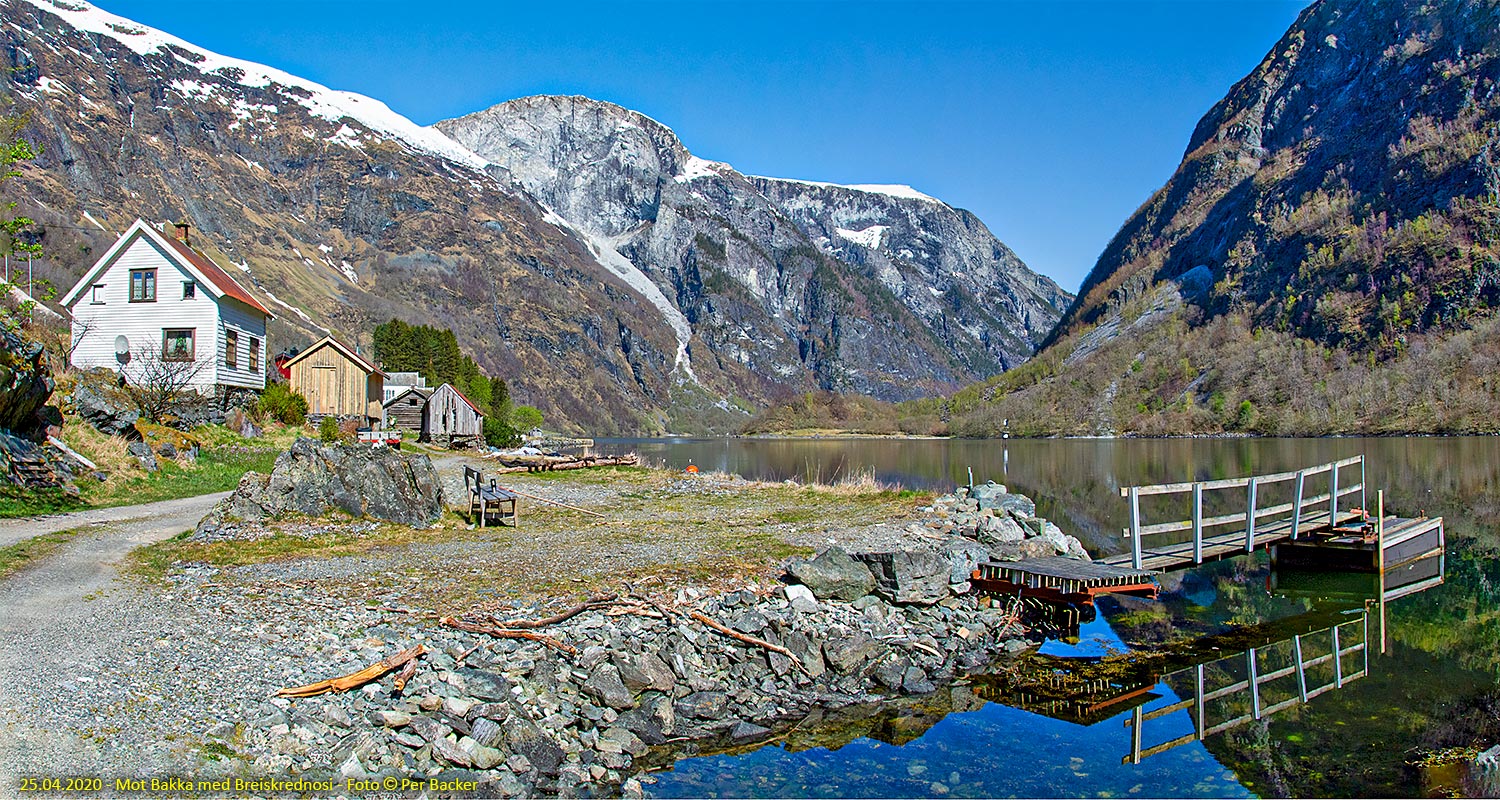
<box><xmin>1055</xmin><ymin>0</ymin><xmax>1500</xmax><ymax>352</ymax></box>
<box><xmin>957</xmin><ymin>0</ymin><xmax>1500</xmax><ymax>436</ymax></box>
<box><xmin>2</xmin><ymin>0</ymin><xmax>1066</xmax><ymax>433</ymax></box>
<box><xmin>437</xmin><ymin>96</ymin><xmax>1070</xmax><ymax>397</ymax></box>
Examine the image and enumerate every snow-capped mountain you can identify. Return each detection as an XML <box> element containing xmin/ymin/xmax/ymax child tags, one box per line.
<box><xmin>438</xmin><ymin>96</ymin><xmax>1070</xmax><ymax>389</ymax></box>
<box><xmin>4</xmin><ymin>0</ymin><xmax>1068</xmax><ymax>432</ymax></box>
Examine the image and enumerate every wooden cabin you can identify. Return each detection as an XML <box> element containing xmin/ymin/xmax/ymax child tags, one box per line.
<box><xmin>423</xmin><ymin>383</ymin><xmax>484</xmax><ymax>448</ymax></box>
<box><xmin>284</xmin><ymin>336</ymin><xmax>385</xmax><ymax>424</ymax></box>
<box><xmin>383</xmin><ymin>385</ymin><xmax>432</xmax><ymax>431</ymax></box>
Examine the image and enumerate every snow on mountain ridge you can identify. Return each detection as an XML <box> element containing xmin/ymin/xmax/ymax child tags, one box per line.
<box><xmin>21</xmin><ymin>0</ymin><xmax>490</xmax><ymax>171</ymax></box>
<box><xmin>752</xmin><ymin>175</ymin><xmax>941</xmax><ymax>204</ymax></box>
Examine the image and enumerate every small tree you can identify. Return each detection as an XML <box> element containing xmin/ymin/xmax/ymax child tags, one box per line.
<box><xmin>123</xmin><ymin>346</ymin><xmax>210</xmax><ymax>424</ymax></box>
<box><xmin>483</xmin><ymin>416</ymin><xmax>521</xmax><ymax>448</ymax></box>
<box><xmin>511</xmin><ymin>405</ymin><xmax>544</xmax><ymax>433</ymax></box>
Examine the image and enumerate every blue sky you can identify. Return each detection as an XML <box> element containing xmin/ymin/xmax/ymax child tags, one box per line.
<box><xmin>101</xmin><ymin>0</ymin><xmax>1308</xmax><ymax>293</ymax></box>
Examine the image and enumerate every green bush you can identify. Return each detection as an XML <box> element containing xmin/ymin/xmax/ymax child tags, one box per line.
<box><xmin>484</xmin><ymin>416</ymin><xmax>521</xmax><ymax>448</ymax></box>
<box><xmin>256</xmin><ymin>382</ymin><xmax>309</xmax><ymax>425</ymax></box>
<box><xmin>318</xmin><ymin>416</ymin><xmax>341</xmax><ymax>443</ymax></box>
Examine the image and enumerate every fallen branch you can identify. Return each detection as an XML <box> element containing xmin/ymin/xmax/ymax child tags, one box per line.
<box><xmin>276</xmin><ymin>645</ymin><xmax>427</xmax><ymax>698</ymax></box>
<box><xmin>494</xmin><ymin>593</ymin><xmax>618</xmax><ymax>629</ymax></box>
<box><xmin>393</xmin><ymin>656</ymin><xmax>420</xmax><ymax>691</ymax></box>
<box><xmin>439</xmin><ymin>616</ymin><xmax>577</xmax><ymax>655</ymax></box>
<box><xmin>687</xmin><ymin>610</ymin><xmax>807</xmax><ymax>674</ymax></box>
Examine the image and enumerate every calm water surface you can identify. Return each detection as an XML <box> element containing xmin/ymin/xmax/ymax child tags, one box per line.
<box><xmin>594</xmin><ymin>437</ymin><xmax>1500</xmax><ymax>798</ymax></box>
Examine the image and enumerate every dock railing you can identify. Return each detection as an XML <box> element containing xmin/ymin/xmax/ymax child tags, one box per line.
<box><xmin>1123</xmin><ymin>612</ymin><xmax>1369</xmax><ymax>764</ymax></box>
<box><xmin>1120</xmin><ymin>455</ymin><xmax>1366</xmax><ymax>570</ymax></box>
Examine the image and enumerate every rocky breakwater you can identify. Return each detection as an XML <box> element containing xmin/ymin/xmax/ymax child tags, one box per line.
<box><xmin>234</xmin><ymin>580</ymin><xmax>1032</xmax><ymax>797</ymax></box>
<box><xmin>194</xmin><ymin>437</ymin><xmax>444</xmax><ymax>539</ymax></box>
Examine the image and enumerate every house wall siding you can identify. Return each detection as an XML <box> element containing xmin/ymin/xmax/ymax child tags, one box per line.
<box><xmin>68</xmin><ymin>236</ymin><xmax>222</xmax><ymax>390</ymax></box>
<box><xmin>423</xmin><ymin>384</ymin><xmax>484</xmax><ymax>442</ymax></box>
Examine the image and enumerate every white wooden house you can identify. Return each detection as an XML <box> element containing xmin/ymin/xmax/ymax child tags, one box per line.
<box><xmin>62</xmin><ymin>219</ymin><xmax>272</xmax><ymax>395</ymax></box>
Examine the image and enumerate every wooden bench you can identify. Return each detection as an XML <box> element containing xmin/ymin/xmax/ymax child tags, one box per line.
<box><xmin>464</xmin><ymin>465</ymin><xmax>518</xmax><ymax>528</ymax></box>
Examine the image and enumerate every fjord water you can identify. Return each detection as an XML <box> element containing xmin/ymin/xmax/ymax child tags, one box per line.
<box><xmin>598</xmin><ymin>437</ymin><xmax>1500</xmax><ymax>798</ymax></box>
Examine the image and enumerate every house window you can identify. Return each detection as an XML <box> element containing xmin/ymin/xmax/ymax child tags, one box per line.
<box><xmin>130</xmin><ymin>269</ymin><xmax>156</xmax><ymax>302</ymax></box>
<box><xmin>249</xmin><ymin>337</ymin><xmax>261</xmax><ymax>372</ymax></box>
<box><xmin>408</xmin><ymin>398</ymin><xmax>418</xmax><ymax>406</ymax></box>
<box><xmin>90</xmin><ymin>284</ymin><xmax>105</xmax><ymax>304</ymax></box>
<box><xmin>162</xmin><ymin>328</ymin><xmax>195</xmax><ymax>361</ymax></box>
<box><xmin>183</xmin><ymin>281</ymin><xmax>196</xmax><ymax>299</ymax></box>
<box><xmin>225</xmin><ymin>329</ymin><xmax>239</xmax><ymax>369</ymax></box>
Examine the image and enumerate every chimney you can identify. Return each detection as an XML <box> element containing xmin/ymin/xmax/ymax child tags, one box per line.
<box><xmin>174</xmin><ymin>221</ymin><xmax>190</xmax><ymax>245</ymax></box>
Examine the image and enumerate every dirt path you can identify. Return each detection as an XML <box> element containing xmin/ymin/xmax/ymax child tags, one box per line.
<box><xmin>0</xmin><ymin>491</ymin><xmax>231</xmax><ymax>548</ymax></box>
<box><xmin>0</xmin><ymin>495</ymin><xmax>237</xmax><ymax>782</ymax></box>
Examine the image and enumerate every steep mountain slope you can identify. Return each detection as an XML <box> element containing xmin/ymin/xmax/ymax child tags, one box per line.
<box><xmin>436</xmin><ymin>96</ymin><xmax>1070</xmax><ymax>398</ymax></box>
<box><xmin>3</xmin><ymin>2</ymin><xmax>1068</xmax><ymax>433</ymax></box>
<box><xmin>960</xmin><ymin>0</ymin><xmax>1500</xmax><ymax>436</ymax></box>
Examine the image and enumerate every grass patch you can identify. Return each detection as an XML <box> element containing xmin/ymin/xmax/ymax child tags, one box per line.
<box><xmin>0</xmin><ymin>485</ymin><xmax>85</xmax><ymax>519</ymax></box>
<box><xmin>79</xmin><ymin>447</ymin><xmax>279</xmax><ymax>509</ymax></box>
<box><xmin>128</xmin><ymin>466</ymin><xmax>924</xmax><ymax>614</ymax></box>
<box><xmin>0</xmin><ymin>527</ymin><xmax>88</xmax><ymax>580</ymax></box>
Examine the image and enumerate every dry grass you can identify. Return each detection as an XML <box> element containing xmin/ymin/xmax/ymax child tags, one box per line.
<box><xmin>128</xmin><ymin>466</ymin><xmax>930</xmax><ymax>614</ymax></box>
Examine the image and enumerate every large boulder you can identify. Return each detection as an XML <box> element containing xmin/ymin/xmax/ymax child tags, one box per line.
<box><xmin>785</xmin><ymin>546</ymin><xmax>876</xmax><ymax>601</ymax></box>
<box><xmin>194</xmin><ymin>437</ymin><xmax>445</xmax><ymax>537</ymax></box>
<box><xmin>970</xmin><ymin>481</ymin><xmax>1036</xmax><ymax>517</ymax></box>
<box><xmin>68</xmin><ymin>371</ymin><xmax>139</xmax><ymax>438</ymax></box>
<box><xmin>0</xmin><ymin>327</ymin><xmax>54</xmax><ymax>436</ymax></box>
<box><xmin>856</xmin><ymin>548</ymin><xmax>951</xmax><ymax>606</ymax></box>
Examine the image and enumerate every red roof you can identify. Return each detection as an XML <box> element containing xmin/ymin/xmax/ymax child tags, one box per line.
<box><xmin>161</xmin><ymin>235</ymin><xmax>271</xmax><ymax>316</ymax></box>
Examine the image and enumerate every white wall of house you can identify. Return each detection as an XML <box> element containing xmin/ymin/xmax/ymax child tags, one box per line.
<box><xmin>67</xmin><ymin>235</ymin><xmax>267</xmax><ymax>392</ymax></box>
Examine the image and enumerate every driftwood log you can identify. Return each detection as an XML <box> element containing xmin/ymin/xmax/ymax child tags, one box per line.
<box><xmin>438</xmin><ymin>616</ymin><xmax>577</xmax><ymax>655</ymax></box>
<box><xmin>276</xmin><ymin>645</ymin><xmax>427</xmax><ymax>698</ymax></box>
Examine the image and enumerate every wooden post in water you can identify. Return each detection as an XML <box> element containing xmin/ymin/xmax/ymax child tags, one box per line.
<box><xmin>1192</xmin><ymin>483</ymin><xmax>1204</xmax><ymax>564</ymax></box>
<box><xmin>1246</xmin><ymin>478</ymin><xmax>1258</xmax><ymax>552</ymax></box>
<box><xmin>1248</xmin><ymin>647</ymin><xmax>1262</xmax><ymax>719</ymax></box>
<box><xmin>1129</xmin><ymin>486</ymin><xmax>1142</xmax><ymax>570</ymax></box>
<box><xmin>1330</xmin><ymin>461</ymin><xmax>1341</xmax><ymax>524</ymax></box>
<box><xmin>1377</xmin><ymin>490</ymin><xmax>1386</xmax><ymax>574</ymax></box>
<box><xmin>1194</xmin><ymin>664</ymin><xmax>1205</xmax><ymax>740</ymax></box>
<box><xmin>1293</xmin><ymin>634</ymin><xmax>1308</xmax><ymax>702</ymax></box>
<box><xmin>1291</xmin><ymin>470</ymin><xmax>1305</xmax><ymax>539</ymax></box>
<box><xmin>1359</xmin><ymin>456</ymin><xmax>1367</xmax><ymax>516</ymax></box>
<box><xmin>1332</xmin><ymin>625</ymin><xmax>1344</xmax><ymax>687</ymax></box>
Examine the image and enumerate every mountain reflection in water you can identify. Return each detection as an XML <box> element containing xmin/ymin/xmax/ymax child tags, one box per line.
<box><xmin>607</xmin><ymin>438</ymin><xmax>1497</xmax><ymax>798</ymax></box>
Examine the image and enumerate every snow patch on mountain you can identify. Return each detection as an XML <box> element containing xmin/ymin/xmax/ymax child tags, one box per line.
<box><xmin>752</xmin><ymin>175</ymin><xmax>941</xmax><ymax>204</ymax></box>
<box><xmin>23</xmin><ymin>0</ymin><xmax>489</xmax><ymax>171</ymax></box>
<box><xmin>540</xmin><ymin>208</ymin><xmax>696</xmax><ymax>380</ymax></box>
<box><xmin>834</xmin><ymin>225</ymin><xmax>888</xmax><ymax>249</ymax></box>
<box><xmin>675</xmin><ymin>156</ymin><xmax>729</xmax><ymax>183</ymax></box>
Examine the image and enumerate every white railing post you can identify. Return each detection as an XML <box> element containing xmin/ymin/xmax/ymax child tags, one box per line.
<box><xmin>1129</xmin><ymin>486</ymin><xmax>1143</xmax><ymax>570</ymax></box>
<box><xmin>1332</xmin><ymin>625</ymin><xmax>1344</xmax><ymax>687</ymax></box>
<box><xmin>1291</xmin><ymin>470</ymin><xmax>1305</xmax><ymax>539</ymax></box>
<box><xmin>1359</xmin><ymin>455</ymin><xmax>1366</xmax><ymax>515</ymax></box>
<box><xmin>1330</xmin><ymin>461</ymin><xmax>1341</xmax><ymax>524</ymax></box>
<box><xmin>1246</xmin><ymin>477</ymin><xmax>1258</xmax><ymax>552</ymax></box>
<box><xmin>1248</xmin><ymin>647</ymin><xmax>1262</xmax><ymax>719</ymax></box>
<box><xmin>1293</xmin><ymin>634</ymin><xmax>1308</xmax><ymax>702</ymax></box>
<box><xmin>1194</xmin><ymin>664</ymin><xmax>1205</xmax><ymax>740</ymax></box>
<box><xmin>1192</xmin><ymin>482</ymin><xmax>1204</xmax><ymax>564</ymax></box>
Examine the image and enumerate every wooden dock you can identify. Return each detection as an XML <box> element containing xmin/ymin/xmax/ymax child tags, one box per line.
<box><xmin>971</xmin><ymin>558</ymin><xmax>1158</xmax><ymax>607</ymax></box>
<box><xmin>979</xmin><ymin>455</ymin><xmax>1444</xmax><ymax>606</ymax></box>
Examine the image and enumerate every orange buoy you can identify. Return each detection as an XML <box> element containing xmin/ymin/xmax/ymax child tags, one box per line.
<box><xmin>685</xmin><ymin>464</ymin><xmax>699</xmax><ymax>474</ymax></box>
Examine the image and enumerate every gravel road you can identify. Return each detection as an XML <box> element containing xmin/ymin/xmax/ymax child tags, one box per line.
<box><xmin>0</xmin><ymin>491</ymin><xmax>231</xmax><ymax>548</ymax></box>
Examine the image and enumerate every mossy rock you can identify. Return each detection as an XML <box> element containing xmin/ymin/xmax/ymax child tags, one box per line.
<box><xmin>134</xmin><ymin>421</ymin><xmax>201</xmax><ymax>454</ymax></box>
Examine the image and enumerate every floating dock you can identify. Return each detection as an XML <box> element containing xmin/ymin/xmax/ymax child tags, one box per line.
<box><xmin>983</xmin><ymin>455</ymin><xmax>1443</xmax><ymax>607</ymax></box>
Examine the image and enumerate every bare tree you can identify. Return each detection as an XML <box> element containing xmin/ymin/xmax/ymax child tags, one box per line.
<box><xmin>123</xmin><ymin>345</ymin><xmax>210</xmax><ymax>424</ymax></box>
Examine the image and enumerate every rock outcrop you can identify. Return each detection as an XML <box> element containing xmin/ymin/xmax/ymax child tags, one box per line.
<box><xmin>194</xmin><ymin>438</ymin><xmax>444</xmax><ymax>538</ymax></box>
<box><xmin>0</xmin><ymin>326</ymin><xmax>54</xmax><ymax>437</ymax></box>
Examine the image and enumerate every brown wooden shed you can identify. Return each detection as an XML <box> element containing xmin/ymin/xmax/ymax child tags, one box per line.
<box><xmin>284</xmin><ymin>336</ymin><xmax>385</xmax><ymax>423</ymax></box>
<box><xmin>383</xmin><ymin>386</ymin><xmax>432</xmax><ymax>432</ymax></box>
<box><xmin>423</xmin><ymin>382</ymin><xmax>484</xmax><ymax>448</ymax></box>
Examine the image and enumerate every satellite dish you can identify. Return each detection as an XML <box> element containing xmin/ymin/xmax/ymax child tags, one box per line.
<box><xmin>114</xmin><ymin>335</ymin><xmax>130</xmax><ymax>365</ymax></box>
